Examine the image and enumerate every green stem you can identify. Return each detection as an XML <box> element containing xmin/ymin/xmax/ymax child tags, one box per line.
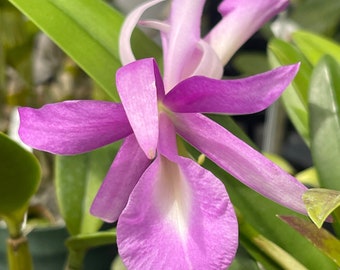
<box><xmin>64</xmin><ymin>248</ymin><xmax>86</xmax><ymax>270</ymax></box>
<box><xmin>7</xmin><ymin>235</ymin><xmax>33</xmax><ymax>270</ymax></box>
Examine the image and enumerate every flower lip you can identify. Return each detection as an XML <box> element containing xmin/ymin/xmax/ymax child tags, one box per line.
<box><xmin>117</xmin><ymin>113</ymin><xmax>238</xmax><ymax>269</ymax></box>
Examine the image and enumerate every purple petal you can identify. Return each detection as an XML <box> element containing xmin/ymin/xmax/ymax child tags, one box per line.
<box><xmin>119</xmin><ymin>0</ymin><xmax>165</xmax><ymax>65</ymax></box>
<box><xmin>164</xmin><ymin>64</ymin><xmax>299</xmax><ymax>114</ymax></box>
<box><xmin>90</xmin><ymin>134</ymin><xmax>151</xmax><ymax>222</ymax></box>
<box><xmin>116</xmin><ymin>58</ymin><xmax>164</xmax><ymax>159</ymax></box>
<box><xmin>158</xmin><ymin>112</ymin><xmax>178</xmax><ymax>157</ymax></box>
<box><xmin>205</xmin><ymin>0</ymin><xmax>289</xmax><ymax>64</ymax></box>
<box><xmin>117</xmin><ymin>155</ymin><xmax>238</xmax><ymax>269</ymax></box>
<box><xmin>162</xmin><ymin>0</ymin><xmax>205</xmax><ymax>90</ymax></box>
<box><xmin>173</xmin><ymin>113</ymin><xmax>308</xmax><ymax>215</ymax></box>
<box><xmin>18</xmin><ymin>100</ymin><xmax>132</xmax><ymax>155</ymax></box>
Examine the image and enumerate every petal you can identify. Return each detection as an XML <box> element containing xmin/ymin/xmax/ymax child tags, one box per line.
<box><xmin>162</xmin><ymin>0</ymin><xmax>205</xmax><ymax>90</ymax></box>
<box><xmin>158</xmin><ymin>112</ymin><xmax>178</xmax><ymax>157</ymax></box>
<box><xmin>164</xmin><ymin>64</ymin><xmax>299</xmax><ymax>114</ymax></box>
<box><xmin>8</xmin><ymin>107</ymin><xmax>32</xmax><ymax>152</ymax></box>
<box><xmin>90</xmin><ymin>134</ymin><xmax>151</xmax><ymax>222</ymax></box>
<box><xmin>173</xmin><ymin>113</ymin><xmax>308</xmax><ymax>215</ymax></box>
<box><xmin>139</xmin><ymin>19</ymin><xmax>169</xmax><ymax>33</ymax></box>
<box><xmin>205</xmin><ymin>0</ymin><xmax>289</xmax><ymax>65</ymax></box>
<box><xmin>116</xmin><ymin>58</ymin><xmax>164</xmax><ymax>158</ymax></box>
<box><xmin>186</xmin><ymin>40</ymin><xmax>224</xmax><ymax>80</ymax></box>
<box><xmin>117</xmin><ymin>155</ymin><xmax>238</xmax><ymax>269</ymax></box>
<box><xmin>18</xmin><ymin>100</ymin><xmax>132</xmax><ymax>155</ymax></box>
<box><xmin>119</xmin><ymin>0</ymin><xmax>165</xmax><ymax>65</ymax></box>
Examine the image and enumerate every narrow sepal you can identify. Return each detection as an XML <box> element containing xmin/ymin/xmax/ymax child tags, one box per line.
<box><xmin>164</xmin><ymin>64</ymin><xmax>299</xmax><ymax>114</ymax></box>
<box><xmin>174</xmin><ymin>113</ymin><xmax>308</xmax><ymax>215</ymax></box>
<box><xmin>18</xmin><ymin>101</ymin><xmax>132</xmax><ymax>155</ymax></box>
<box><xmin>90</xmin><ymin>135</ymin><xmax>151</xmax><ymax>222</ymax></box>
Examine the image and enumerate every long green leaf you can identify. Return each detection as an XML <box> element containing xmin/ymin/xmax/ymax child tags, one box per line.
<box><xmin>309</xmin><ymin>55</ymin><xmax>340</xmax><ymax>190</ymax></box>
<box><xmin>238</xmin><ymin>211</ymin><xmax>307</xmax><ymax>270</ymax></box>
<box><xmin>8</xmin><ymin>0</ymin><xmax>161</xmax><ymax>101</ymax></box>
<box><xmin>280</xmin><ymin>215</ymin><xmax>340</xmax><ymax>267</ymax></box>
<box><xmin>55</xmin><ymin>142</ymin><xmax>120</xmax><ymax>235</ymax></box>
<box><xmin>268</xmin><ymin>38</ymin><xmax>313</xmax><ymax>145</ymax></box>
<box><xmin>293</xmin><ymin>31</ymin><xmax>340</xmax><ymax>66</ymax></box>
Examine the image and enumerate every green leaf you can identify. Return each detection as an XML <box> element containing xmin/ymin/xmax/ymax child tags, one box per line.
<box><xmin>280</xmin><ymin>215</ymin><xmax>340</xmax><ymax>267</ymax></box>
<box><xmin>293</xmin><ymin>31</ymin><xmax>340</xmax><ymax>66</ymax></box>
<box><xmin>303</xmin><ymin>188</ymin><xmax>340</xmax><ymax>229</ymax></box>
<box><xmin>238</xmin><ymin>210</ymin><xmax>308</xmax><ymax>270</ymax></box>
<box><xmin>8</xmin><ymin>0</ymin><xmax>161</xmax><ymax>101</ymax></box>
<box><xmin>268</xmin><ymin>38</ymin><xmax>313</xmax><ymax>145</ymax></box>
<box><xmin>55</xmin><ymin>142</ymin><xmax>120</xmax><ymax>236</ymax></box>
<box><xmin>0</xmin><ymin>133</ymin><xmax>41</xmax><ymax>236</ymax></box>
<box><xmin>66</xmin><ymin>230</ymin><xmax>116</xmax><ymax>250</ymax></box>
<box><xmin>309</xmin><ymin>55</ymin><xmax>340</xmax><ymax>190</ymax></box>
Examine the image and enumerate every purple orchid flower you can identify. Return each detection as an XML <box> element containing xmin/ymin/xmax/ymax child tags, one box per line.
<box><xmin>18</xmin><ymin>0</ymin><xmax>307</xmax><ymax>269</ymax></box>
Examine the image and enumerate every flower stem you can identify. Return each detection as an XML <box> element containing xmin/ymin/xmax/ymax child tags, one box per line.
<box><xmin>6</xmin><ymin>236</ymin><xmax>33</xmax><ymax>270</ymax></box>
<box><xmin>64</xmin><ymin>248</ymin><xmax>86</xmax><ymax>270</ymax></box>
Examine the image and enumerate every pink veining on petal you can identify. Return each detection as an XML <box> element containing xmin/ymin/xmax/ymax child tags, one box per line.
<box><xmin>116</xmin><ymin>58</ymin><xmax>163</xmax><ymax>159</ymax></box>
<box><xmin>18</xmin><ymin>100</ymin><xmax>132</xmax><ymax>155</ymax></box>
<box><xmin>173</xmin><ymin>113</ymin><xmax>308</xmax><ymax>215</ymax></box>
<box><xmin>90</xmin><ymin>134</ymin><xmax>151</xmax><ymax>222</ymax></box>
<box><xmin>164</xmin><ymin>63</ymin><xmax>299</xmax><ymax>114</ymax></box>
<box><xmin>205</xmin><ymin>0</ymin><xmax>289</xmax><ymax>65</ymax></box>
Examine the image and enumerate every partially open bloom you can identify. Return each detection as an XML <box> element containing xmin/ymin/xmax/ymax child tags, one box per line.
<box><xmin>19</xmin><ymin>0</ymin><xmax>307</xmax><ymax>269</ymax></box>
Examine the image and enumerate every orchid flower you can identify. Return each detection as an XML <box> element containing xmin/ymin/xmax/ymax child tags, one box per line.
<box><xmin>18</xmin><ymin>0</ymin><xmax>308</xmax><ymax>269</ymax></box>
